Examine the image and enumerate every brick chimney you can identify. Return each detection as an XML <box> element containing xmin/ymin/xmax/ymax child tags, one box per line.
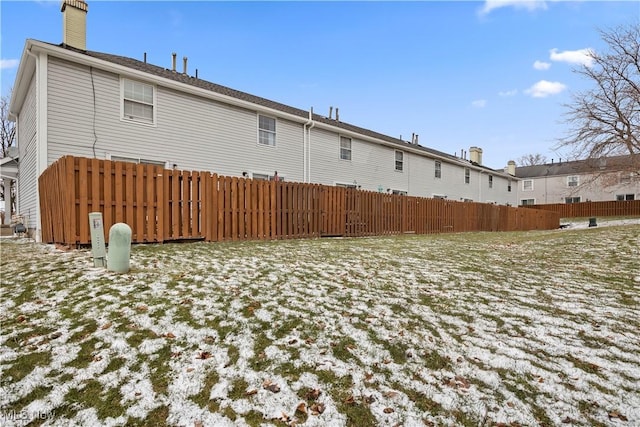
<box><xmin>61</xmin><ymin>0</ymin><xmax>88</xmax><ymax>50</ymax></box>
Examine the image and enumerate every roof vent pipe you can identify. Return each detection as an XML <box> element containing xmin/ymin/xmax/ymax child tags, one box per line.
<box><xmin>329</xmin><ymin>106</ymin><xmax>333</xmax><ymax>119</ymax></box>
<box><xmin>183</xmin><ymin>56</ymin><xmax>188</xmax><ymax>74</ymax></box>
<box><xmin>171</xmin><ymin>52</ymin><xmax>177</xmax><ymax>72</ymax></box>
<box><xmin>336</xmin><ymin>108</ymin><xmax>340</xmax><ymax>121</ymax></box>
<box><xmin>195</xmin><ymin>69</ymin><xmax>198</xmax><ymax>79</ymax></box>
<box><xmin>415</xmin><ymin>134</ymin><xmax>419</xmax><ymax>145</ymax></box>
<box><xmin>143</xmin><ymin>52</ymin><xmax>147</xmax><ymax>63</ymax></box>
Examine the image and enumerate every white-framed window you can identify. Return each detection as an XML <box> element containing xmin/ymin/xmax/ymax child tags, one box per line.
<box><xmin>567</xmin><ymin>175</ymin><xmax>579</xmax><ymax>187</ymax></box>
<box><xmin>508</xmin><ymin>180</ymin><xmax>512</xmax><ymax>192</ymax></box>
<box><xmin>391</xmin><ymin>189</ymin><xmax>407</xmax><ymax>195</ymax></box>
<box><xmin>565</xmin><ymin>196</ymin><xmax>581</xmax><ymax>204</ymax></box>
<box><xmin>336</xmin><ymin>182</ymin><xmax>357</xmax><ymax>189</ymax></box>
<box><xmin>258</xmin><ymin>114</ymin><xmax>276</xmax><ymax>146</ymax></box>
<box><xmin>464</xmin><ymin>168</ymin><xmax>470</xmax><ymax>184</ymax></box>
<box><xmin>616</xmin><ymin>194</ymin><xmax>635</xmax><ymax>201</ymax></box>
<box><xmin>523</xmin><ymin>180</ymin><xmax>533</xmax><ymax>191</ymax></box>
<box><xmin>434</xmin><ymin>160</ymin><xmax>442</xmax><ymax>178</ymax></box>
<box><xmin>121</xmin><ymin>78</ymin><xmax>156</xmax><ymax>125</ymax></box>
<box><xmin>433</xmin><ymin>194</ymin><xmax>446</xmax><ymax>199</ymax></box>
<box><xmin>520</xmin><ymin>199</ymin><xmax>535</xmax><ymax>206</ymax></box>
<box><xmin>251</xmin><ymin>171</ymin><xmax>283</xmax><ymax>181</ymax></box>
<box><xmin>395</xmin><ymin>151</ymin><xmax>404</xmax><ymax>172</ymax></box>
<box><xmin>340</xmin><ymin>136</ymin><xmax>352</xmax><ymax>161</ymax></box>
<box><xmin>488</xmin><ymin>175</ymin><xmax>493</xmax><ymax>188</ymax></box>
<box><xmin>110</xmin><ymin>154</ymin><xmax>166</xmax><ymax>167</ymax></box>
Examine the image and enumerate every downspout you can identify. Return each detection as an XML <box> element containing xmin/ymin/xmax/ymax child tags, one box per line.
<box><xmin>303</xmin><ymin>107</ymin><xmax>315</xmax><ymax>183</ymax></box>
<box><xmin>25</xmin><ymin>47</ymin><xmax>41</xmax><ymax>240</ymax></box>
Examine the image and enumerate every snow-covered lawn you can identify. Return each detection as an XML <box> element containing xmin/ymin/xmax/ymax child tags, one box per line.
<box><xmin>1</xmin><ymin>220</ymin><xmax>639</xmax><ymax>426</ymax></box>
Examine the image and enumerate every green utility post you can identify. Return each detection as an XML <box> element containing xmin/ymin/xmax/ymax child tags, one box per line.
<box><xmin>107</xmin><ymin>223</ymin><xmax>132</xmax><ymax>273</ymax></box>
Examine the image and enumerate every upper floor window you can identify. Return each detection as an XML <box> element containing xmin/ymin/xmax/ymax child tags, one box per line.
<box><xmin>488</xmin><ymin>175</ymin><xmax>493</xmax><ymax>188</ymax></box>
<box><xmin>464</xmin><ymin>168</ymin><xmax>470</xmax><ymax>184</ymax></box>
<box><xmin>523</xmin><ymin>180</ymin><xmax>533</xmax><ymax>191</ymax></box>
<box><xmin>435</xmin><ymin>160</ymin><xmax>442</xmax><ymax>178</ymax></box>
<box><xmin>340</xmin><ymin>137</ymin><xmax>352</xmax><ymax>160</ymax></box>
<box><xmin>508</xmin><ymin>180</ymin><xmax>512</xmax><ymax>192</ymax></box>
<box><xmin>395</xmin><ymin>151</ymin><xmax>404</xmax><ymax>172</ymax></box>
<box><xmin>567</xmin><ymin>176</ymin><xmax>579</xmax><ymax>187</ymax></box>
<box><xmin>122</xmin><ymin>78</ymin><xmax>155</xmax><ymax>124</ymax></box>
<box><xmin>258</xmin><ymin>115</ymin><xmax>276</xmax><ymax>146</ymax></box>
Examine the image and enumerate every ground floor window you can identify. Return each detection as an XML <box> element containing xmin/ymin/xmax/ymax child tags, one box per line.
<box><xmin>616</xmin><ymin>194</ymin><xmax>635</xmax><ymax>201</ymax></box>
<box><xmin>565</xmin><ymin>197</ymin><xmax>581</xmax><ymax>204</ymax></box>
<box><xmin>520</xmin><ymin>199</ymin><xmax>535</xmax><ymax>206</ymax></box>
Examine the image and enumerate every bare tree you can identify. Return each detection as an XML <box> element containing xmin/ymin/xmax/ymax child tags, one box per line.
<box><xmin>517</xmin><ymin>153</ymin><xmax>548</xmax><ymax>166</ymax></box>
<box><xmin>556</xmin><ymin>23</ymin><xmax>639</xmax><ymax>172</ymax></box>
<box><xmin>1</xmin><ymin>91</ymin><xmax>17</xmax><ymax>219</ymax></box>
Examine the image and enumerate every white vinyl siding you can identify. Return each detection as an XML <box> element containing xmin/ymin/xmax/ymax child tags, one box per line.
<box><xmin>46</xmin><ymin>56</ymin><xmax>303</xmax><ymax>180</ymax></box>
<box><xmin>17</xmin><ymin>75</ymin><xmax>38</xmax><ymax>228</ymax></box>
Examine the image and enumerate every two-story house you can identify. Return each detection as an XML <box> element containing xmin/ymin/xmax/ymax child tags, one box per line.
<box><xmin>515</xmin><ymin>155</ymin><xmax>639</xmax><ymax>205</ymax></box>
<box><xmin>8</xmin><ymin>0</ymin><xmax>519</xmax><ymax>240</ymax></box>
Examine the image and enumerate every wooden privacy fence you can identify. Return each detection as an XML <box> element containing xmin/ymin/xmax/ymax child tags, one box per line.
<box><xmin>39</xmin><ymin>156</ymin><xmax>559</xmax><ymax>246</ymax></box>
<box><xmin>527</xmin><ymin>200</ymin><xmax>640</xmax><ymax>218</ymax></box>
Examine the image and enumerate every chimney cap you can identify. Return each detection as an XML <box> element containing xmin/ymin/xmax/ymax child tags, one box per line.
<box><xmin>61</xmin><ymin>0</ymin><xmax>88</xmax><ymax>13</ymax></box>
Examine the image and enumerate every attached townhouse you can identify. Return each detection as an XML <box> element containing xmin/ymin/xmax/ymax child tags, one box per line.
<box><xmin>516</xmin><ymin>155</ymin><xmax>639</xmax><ymax>205</ymax></box>
<box><xmin>8</xmin><ymin>0</ymin><xmax>519</xmax><ymax>240</ymax></box>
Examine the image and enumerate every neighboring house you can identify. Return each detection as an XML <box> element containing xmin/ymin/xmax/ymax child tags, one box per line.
<box><xmin>515</xmin><ymin>156</ymin><xmax>639</xmax><ymax>205</ymax></box>
<box><xmin>8</xmin><ymin>0</ymin><xmax>519</xmax><ymax>241</ymax></box>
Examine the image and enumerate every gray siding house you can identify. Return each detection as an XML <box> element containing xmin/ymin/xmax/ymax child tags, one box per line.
<box><xmin>516</xmin><ymin>156</ymin><xmax>639</xmax><ymax>205</ymax></box>
<box><xmin>9</xmin><ymin>0</ymin><xmax>519</xmax><ymax>240</ymax></box>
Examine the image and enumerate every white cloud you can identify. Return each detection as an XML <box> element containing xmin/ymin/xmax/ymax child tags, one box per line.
<box><xmin>472</xmin><ymin>99</ymin><xmax>487</xmax><ymax>108</ymax></box>
<box><xmin>533</xmin><ymin>60</ymin><xmax>551</xmax><ymax>70</ymax></box>
<box><xmin>499</xmin><ymin>89</ymin><xmax>518</xmax><ymax>97</ymax></box>
<box><xmin>479</xmin><ymin>0</ymin><xmax>547</xmax><ymax>16</ymax></box>
<box><xmin>0</xmin><ymin>59</ymin><xmax>19</xmax><ymax>70</ymax></box>
<box><xmin>549</xmin><ymin>48</ymin><xmax>594</xmax><ymax>67</ymax></box>
<box><xmin>524</xmin><ymin>80</ymin><xmax>567</xmax><ymax>98</ymax></box>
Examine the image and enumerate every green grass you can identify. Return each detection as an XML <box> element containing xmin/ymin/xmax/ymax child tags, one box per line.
<box><xmin>1</xmin><ymin>222</ymin><xmax>638</xmax><ymax>426</ymax></box>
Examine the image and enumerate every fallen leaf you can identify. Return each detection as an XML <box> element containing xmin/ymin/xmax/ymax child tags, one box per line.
<box><xmin>50</xmin><ymin>332</ymin><xmax>62</xmax><ymax>339</ymax></box>
<box><xmin>383</xmin><ymin>358</ymin><xmax>391</xmax><ymax>364</ymax></box>
<box><xmin>296</xmin><ymin>402</ymin><xmax>307</xmax><ymax>414</ymax></box>
<box><xmin>263</xmin><ymin>382</ymin><xmax>280</xmax><ymax>393</ymax></box>
<box><xmin>245</xmin><ymin>389</ymin><xmax>258</xmax><ymax>396</ymax></box>
<box><xmin>305</xmin><ymin>388</ymin><xmax>321</xmax><ymax>400</ymax></box>
<box><xmin>344</xmin><ymin>395</ymin><xmax>355</xmax><ymax>404</ymax></box>
<box><xmin>304</xmin><ymin>337</ymin><xmax>316</xmax><ymax>345</ymax></box>
<box><xmin>363</xmin><ymin>395</ymin><xmax>375</xmax><ymax>404</ymax></box>
<box><xmin>16</xmin><ymin>315</ymin><xmax>27</xmax><ymax>323</ymax></box>
<box><xmin>384</xmin><ymin>391</ymin><xmax>399</xmax><ymax>398</ymax></box>
<box><xmin>101</xmin><ymin>322</ymin><xmax>112</xmax><ymax>330</ymax></box>
<box><xmin>383</xmin><ymin>407</ymin><xmax>394</xmax><ymax>414</ymax></box>
<box><xmin>196</xmin><ymin>351</ymin><xmax>212</xmax><ymax>360</ymax></box>
<box><xmin>92</xmin><ymin>355</ymin><xmax>103</xmax><ymax>362</ymax></box>
<box><xmin>608</xmin><ymin>411</ymin><xmax>628</xmax><ymax>421</ymax></box>
<box><xmin>186</xmin><ymin>367</ymin><xmax>194</xmax><ymax>372</ymax></box>
<box><xmin>310</xmin><ymin>403</ymin><xmax>325</xmax><ymax>415</ymax></box>
<box><xmin>562</xmin><ymin>416</ymin><xmax>572</xmax><ymax>424</ymax></box>
<box><xmin>204</xmin><ymin>336</ymin><xmax>215</xmax><ymax>344</ymax></box>
<box><xmin>364</xmin><ymin>372</ymin><xmax>374</xmax><ymax>381</ymax></box>
<box><xmin>288</xmin><ymin>339</ymin><xmax>298</xmax><ymax>345</ymax></box>
<box><xmin>136</xmin><ymin>305</ymin><xmax>148</xmax><ymax>312</ymax></box>
<box><xmin>194</xmin><ymin>421</ymin><xmax>204</xmax><ymax>427</ymax></box>
<box><xmin>165</xmin><ymin>332</ymin><xmax>176</xmax><ymax>339</ymax></box>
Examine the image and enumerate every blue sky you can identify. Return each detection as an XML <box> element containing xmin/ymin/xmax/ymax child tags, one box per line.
<box><xmin>1</xmin><ymin>1</ymin><xmax>638</xmax><ymax>168</ymax></box>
